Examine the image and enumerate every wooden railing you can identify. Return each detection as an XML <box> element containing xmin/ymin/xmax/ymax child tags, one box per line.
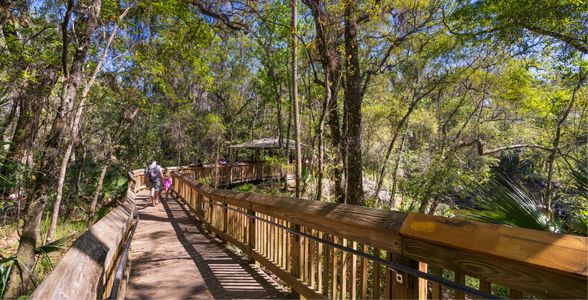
<box><xmin>178</xmin><ymin>163</ymin><xmax>285</xmax><ymax>186</ymax></box>
<box><xmin>31</xmin><ymin>170</ymin><xmax>142</xmax><ymax>300</ymax></box>
<box><xmin>172</xmin><ymin>167</ymin><xmax>588</xmax><ymax>299</ymax></box>
<box><xmin>30</xmin><ymin>163</ymin><xmax>587</xmax><ymax>299</ymax></box>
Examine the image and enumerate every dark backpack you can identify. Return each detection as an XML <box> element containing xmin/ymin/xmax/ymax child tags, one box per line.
<box><xmin>146</xmin><ymin>165</ymin><xmax>160</xmax><ymax>182</ymax></box>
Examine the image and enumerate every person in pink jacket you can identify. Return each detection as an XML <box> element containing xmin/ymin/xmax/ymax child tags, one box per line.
<box><xmin>162</xmin><ymin>169</ymin><xmax>173</xmax><ymax>199</ymax></box>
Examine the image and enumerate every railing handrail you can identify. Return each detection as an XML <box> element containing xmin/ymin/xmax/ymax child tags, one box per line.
<box><xmin>31</xmin><ymin>170</ymin><xmax>143</xmax><ymax>300</ymax></box>
<box><xmin>172</xmin><ymin>167</ymin><xmax>587</xmax><ymax>299</ymax></box>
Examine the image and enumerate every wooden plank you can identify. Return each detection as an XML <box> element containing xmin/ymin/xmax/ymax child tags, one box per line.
<box><xmin>291</xmin><ymin>223</ymin><xmax>302</xmax><ymax>298</ymax></box>
<box><xmin>384</xmin><ymin>251</ymin><xmax>391</xmax><ymax>299</ymax></box>
<box><xmin>479</xmin><ymin>279</ymin><xmax>491</xmax><ymax>294</ymax></box>
<box><xmin>418</xmin><ymin>262</ymin><xmax>428</xmax><ymax>300</ymax></box>
<box><xmin>400</xmin><ymin>213</ymin><xmax>588</xmax><ymax>277</ymax></box>
<box><xmin>373</xmin><ymin>248</ymin><xmax>380</xmax><ymax>300</ymax></box>
<box><xmin>31</xmin><ymin>194</ymin><xmax>136</xmax><ymax>300</ymax></box>
<box><xmin>431</xmin><ymin>267</ymin><xmax>443</xmax><ymax>300</ymax></box>
<box><xmin>360</xmin><ymin>245</ymin><xmax>368</xmax><ymax>300</ymax></box>
<box><xmin>222</xmin><ymin>203</ymin><xmax>228</xmax><ymax>233</ymax></box>
<box><xmin>278</xmin><ymin>218</ymin><xmax>283</xmax><ymax>268</ymax></box>
<box><xmin>247</xmin><ymin>208</ymin><xmax>255</xmax><ymax>261</ymax></box>
<box><xmin>391</xmin><ymin>253</ymin><xmax>419</xmax><ymax>300</ymax></box>
<box><xmin>402</xmin><ymin>237</ymin><xmax>586</xmax><ymax>299</ymax></box>
<box><xmin>263</xmin><ymin>214</ymin><xmax>268</xmax><ymax>256</ymax></box>
<box><xmin>455</xmin><ymin>272</ymin><xmax>465</xmax><ymax>300</ymax></box>
<box><xmin>323</xmin><ymin>234</ymin><xmax>331</xmax><ymax>297</ymax></box>
<box><xmin>341</xmin><ymin>238</ymin><xmax>347</xmax><ymax>299</ymax></box>
<box><xmin>282</xmin><ymin>219</ymin><xmax>288</xmax><ymax>268</ymax></box>
<box><xmin>331</xmin><ymin>236</ymin><xmax>338</xmax><ymax>300</ymax></box>
<box><xmin>269</xmin><ymin>217</ymin><xmax>274</xmax><ymax>261</ymax></box>
<box><xmin>510</xmin><ymin>289</ymin><xmax>524</xmax><ymax>299</ymax></box>
<box><xmin>317</xmin><ymin>231</ymin><xmax>324</xmax><ymax>293</ymax></box>
<box><xmin>310</xmin><ymin>229</ymin><xmax>316</xmax><ymax>289</ymax></box>
<box><xmin>351</xmin><ymin>241</ymin><xmax>357</xmax><ymax>299</ymax></box>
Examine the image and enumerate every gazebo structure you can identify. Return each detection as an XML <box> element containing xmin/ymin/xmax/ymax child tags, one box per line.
<box><xmin>228</xmin><ymin>137</ymin><xmax>303</xmax><ymax>162</ymax></box>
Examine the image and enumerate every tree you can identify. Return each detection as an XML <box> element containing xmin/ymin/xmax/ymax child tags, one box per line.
<box><xmin>291</xmin><ymin>0</ymin><xmax>302</xmax><ymax>198</ymax></box>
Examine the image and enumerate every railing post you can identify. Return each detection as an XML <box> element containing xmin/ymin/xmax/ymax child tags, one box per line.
<box><xmin>222</xmin><ymin>203</ymin><xmax>228</xmax><ymax>238</ymax></box>
<box><xmin>229</xmin><ymin>166</ymin><xmax>233</xmax><ymax>185</ymax></box>
<box><xmin>208</xmin><ymin>197</ymin><xmax>214</xmax><ymax>235</ymax></box>
<box><xmin>390</xmin><ymin>253</ymin><xmax>419</xmax><ymax>299</ymax></box>
<box><xmin>431</xmin><ymin>267</ymin><xmax>443</xmax><ymax>299</ymax></box>
<box><xmin>290</xmin><ymin>223</ymin><xmax>302</xmax><ymax>298</ymax></box>
<box><xmin>197</xmin><ymin>192</ymin><xmax>203</xmax><ymax>220</ymax></box>
<box><xmin>247</xmin><ymin>208</ymin><xmax>255</xmax><ymax>263</ymax></box>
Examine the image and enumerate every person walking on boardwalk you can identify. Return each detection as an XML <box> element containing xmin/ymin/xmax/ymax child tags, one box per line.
<box><xmin>162</xmin><ymin>168</ymin><xmax>173</xmax><ymax>199</ymax></box>
<box><xmin>145</xmin><ymin>160</ymin><xmax>164</xmax><ymax>206</ymax></box>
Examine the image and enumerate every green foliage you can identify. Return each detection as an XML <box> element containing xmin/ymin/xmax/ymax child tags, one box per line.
<box><xmin>0</xmin><ymin>234</ymin><xmax>73</xmax><ymax>298</ymax></box>
<box><xmin>568</xmin><ymin>157</ymin><xmax>588</xmax><ymax>199</ymax></box>
<box><xmin>463</xmin><ymin>179</ymin><xmax>554</xmax><ymax>232</ymax></box>
<box><xmin>232</xmin><ymin>183</ymin><xmax>256</xmax><ymax>193</ymax></box>
<box><xmin>0</xmin><ymin>256</ymin><xmax>15</xmax><ymax>299</ymax></box>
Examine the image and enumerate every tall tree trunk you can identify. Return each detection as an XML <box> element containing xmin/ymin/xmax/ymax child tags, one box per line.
<box><xmin>389</xmin><ymin>121</ymin><xmax>409</xmax><ymax>209</ymax></box>
<box><xmin>327</xmin><ymin>81</ymin><xmax>345</xmax><ymax>202</ymax></box>
<box><xmin>303</xmin><ymin>0</ymin><xmax>345</xmax><ymax>202</ymax></box>
<box><xmin>74</xmin><ymin>145</ymin><xmax>87</xmax><ymax>196</ymax></box>
<box><xmin>88</xmin><ymin>162</ymin><xmax>109</xmax><ymax>227</ymax></box>
<box><xmin>46</xmin><ymin>3</ymin><xmax>130</xmax><ymax>243</ymax></box>
<box><xmin>291</xmin><ymin>0</ymin><xmax>302</xmax><ymax>198</ymax></box>
<box><xmin>3</xmin><ymin>194</ymin><xmax>47</xmax><ymax>298</ymax></box>
<box><xmin>284</xmin><ymin>99</ymin><xmax>292</xmax><ymax>191</ymax></box>
<box><xmin>343</xmin><ymin>0</ymin><xmax>363</xmax><ymax>205</ymax></box>
<box><xmin>315</xmin><ymin>72</ymin><xmax>331</xmax><ymax>201</ymax></box>
<box><xmin>0</xmin><ymin>98</ymin><xmax>18</xmax><ymax>144</ymax></box>
<box><xmin>2</xmin><ymin>21</ymin><xmax>59</xmax><ymax>298</ymax></box>
<box><xmin>5</xmin><ymin>2</ymin><xmax>102</xmax><ymax>294</ymax></box>
<box><xmin>5</xmin><ymin>71</ymin><xmax>63</xmax><ymax>298</ymax></box>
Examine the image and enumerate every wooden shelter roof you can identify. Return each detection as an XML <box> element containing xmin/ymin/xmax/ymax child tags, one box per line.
<box><xmin>228</xmin><ymin>137</ymin><xmax>304</xmax><ymax>150</ymax></box>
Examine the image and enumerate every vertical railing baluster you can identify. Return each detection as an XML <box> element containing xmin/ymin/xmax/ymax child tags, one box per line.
<box><xmin>331</xmin><ymin>236</ymin><xmax>339</xmax><ymax>300</ymax></box>
<box><xmin>291</xmin><ymin>223</ymin><xmax>302</xmax><ymax>298</ymax></box>
<box><xmin>247</xmin><ymin>207</ymin><xmax>255</xmax><ymax>262</ymax></box>
<box><xmin>431</xmin><ymin>267</ymin><xmax>443</xmax><ymax>299</ymax></box>
<box><xmin>322</xmin><ymin>233</ymin><xmax>330</xmax><ymax>297</ymax></box>
<box><xmin>418</xmin><ymin>262</ymin><xmax>428</xmax><ymax>300</ymax></box>
<box><xmin>360</xmin><ymin>244</ymin><xmax>368</xmax><ymax>299</ymax></box>
<box><xmin>341</xmin><ymin>238</ymin><xmax>347</xmax><ymax>299</ymax></box>
<box><xmin>350</xmin><ymin>241</ymin><xmax>357</xmax><ymax>299</ymax></box>
<box><xmin>455</xmin><ymin>272</ymin><xmax>466</xmax><ymax>300</ymax></box>
<box><xmin>373</xmin><ymin>248</ymin><xmax>381</xmax><ymax>300</ymax></box>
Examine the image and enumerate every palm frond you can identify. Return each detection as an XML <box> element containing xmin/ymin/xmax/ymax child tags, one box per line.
<box><xmin>35</xmin><ymin>234</ymin><xmax>75</xmax><ymax>255</ymax></box>
<box><xmin>464</xmin><ymin>179</ymin><xmax>552</xmax><ymax>232</ymax></box>
<box><xmin>568</xmin><ymin>157</ymin><xmax>587</xmax><ymax>200</ymax></box>
<box><xmin>0</xmin><ymin>257</ymin><xmax>16</xmax><ymax>298</ymax></box>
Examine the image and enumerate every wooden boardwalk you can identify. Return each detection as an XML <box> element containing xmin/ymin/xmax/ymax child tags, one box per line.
<box><xmin>125</xmin><ymin>190</ymin><xmax>291</xmax><ymax>299</ymax></box>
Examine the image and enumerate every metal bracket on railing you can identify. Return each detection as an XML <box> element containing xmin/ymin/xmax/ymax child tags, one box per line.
<box><xmin>395</xmin><ymin>272</ymin><xmax>403</xmax><ymax>284</ymax></box>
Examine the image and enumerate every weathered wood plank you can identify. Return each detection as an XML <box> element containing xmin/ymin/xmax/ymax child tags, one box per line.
<box><xmin>400</xmin><ymin>213</ymin><xmax>588</xmax><ymax>277</ymax></box>
<box><xmin>402</xmin><ymin>237</ymin><xmax>587</xmax><ymax>299</ymax></box>
<box><xmin>31</xmin><ymin>194</ymin><xmax>136</xmax><ymax>300</ymax></box>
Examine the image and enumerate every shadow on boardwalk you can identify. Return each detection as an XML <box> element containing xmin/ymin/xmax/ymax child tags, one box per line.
<box><xmin>126</xmin><ymin>190</ymin><xmax>292</xmax><ymax>299</ymax></box>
